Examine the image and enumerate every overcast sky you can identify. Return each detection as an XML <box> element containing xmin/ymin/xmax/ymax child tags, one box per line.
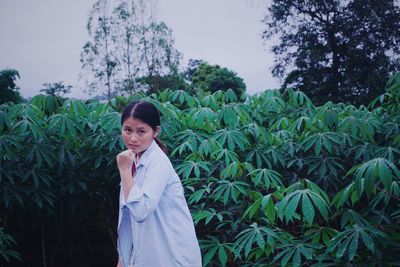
<box><xmin>0</xmin><ymin>0</ymin><xmax>279</xmax><ymax>99</ymax></box>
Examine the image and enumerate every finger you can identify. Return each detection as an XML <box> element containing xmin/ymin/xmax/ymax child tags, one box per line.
<box><xmin>122</xmin><ymin>149</ymin><xmax>132</xmax><ymax>156</ymax></box>
<box><xmin>126</xmin><ymin>149</ymin><xmax>134</xmax><ymax>157</ymax></box>
<box><xmin>124</xmin><ymin>150</ymin><xmax>134</xmax><ymax>160</ymax></box>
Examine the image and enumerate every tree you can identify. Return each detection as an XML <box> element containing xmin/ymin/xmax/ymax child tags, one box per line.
<box><xmin>40</xmin><ymin>82</ymin><xmax>72</xmax><ymax>97</ymax></box>
<box><xmin>0</xmin><ymin>69</ymin><xmax>23</xmax><ymax>104</ymax></box>
<box><xmin>80</xmin><ymin>0</ymin><xmax>119</xmax><ymax>100</ymax></box>
<box><xmin>80</xmin><ymin>0</ymin><xmax>181</xmax><ymax>99</ymax></box>
<box><xmin>190</xmin><ymin>62</ymin><xmax>246</xmax><ymax>97</ymax></box>
<box><xmin>136</xmin><ymin>22</ymin><xmax>181</xmax><ymax>87</ymax></box>
<box><xmin>263</xmin><ymin>0</ymin><xmax>400</xmax><ymax>106</ymax></box>
<box><xmin>111</xmin><ymin>0</ymin><xmax>154</xmax><ymax>95</ymax></box>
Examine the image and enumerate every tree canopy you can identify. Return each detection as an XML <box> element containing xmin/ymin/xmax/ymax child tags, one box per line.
<box><xmin>263</xmin><ymin>0</ymin><xmax>400</xmax><ymax>106</ymax></box>
<box><xmin>190</xmin><ymin>62</ymin><xmax>246</xmax><ymax>97</ymax></box>
<box><xmin>40</xmin><ymin>82</ymin><xmax>72</xmax><ymax>97</ymax></box>
<box><xmin>0</xmin><ymin>69</ymin><xmax>23</xmax><ymax>104</ymax></box>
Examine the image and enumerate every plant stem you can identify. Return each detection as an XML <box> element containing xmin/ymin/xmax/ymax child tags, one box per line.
<box><xmin>41</xmin><ymin>224</ymin><xmax>47</xmax><ymax>267</ymax></box>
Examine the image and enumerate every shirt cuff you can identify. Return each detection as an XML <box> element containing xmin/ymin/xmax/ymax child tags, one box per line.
<box><xmin>120</xmin><ymin>184</ymin><xmax>143</xmax><ymax>207</ymax></box>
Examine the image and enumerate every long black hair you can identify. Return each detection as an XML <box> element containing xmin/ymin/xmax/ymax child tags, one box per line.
<box><xmin>121</xmin><ymin>101</ymin><xmax>167</xmax><ymax>154</ymax></box>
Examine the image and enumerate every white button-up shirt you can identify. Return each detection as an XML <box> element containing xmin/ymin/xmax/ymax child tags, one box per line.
<box><xmin>117</xmin><ymin>140</ymin><xmax>202</xmax><ymax>267</ymax></box>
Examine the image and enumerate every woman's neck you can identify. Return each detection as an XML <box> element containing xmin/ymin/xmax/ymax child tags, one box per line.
<box><xmin>136</xmin><ymin>151</ymin><xmax>144</xmax><ymax>161</ymax></box>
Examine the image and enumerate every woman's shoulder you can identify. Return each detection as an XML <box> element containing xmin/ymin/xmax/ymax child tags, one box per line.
<box><xmin>148</xmin><ymin>143</ymin><xmax>173</xmax><ymax>167</ymax></box>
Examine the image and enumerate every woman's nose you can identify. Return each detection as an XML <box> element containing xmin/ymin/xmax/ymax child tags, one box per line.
<box><xmin>130</xmin><ymin>134</ymin><xmax>138</xmax><ymax>143</ymax></box>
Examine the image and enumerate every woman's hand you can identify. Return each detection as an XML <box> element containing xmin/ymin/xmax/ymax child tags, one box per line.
<box><xmin>118</xmin><ymin>150</ymin><xmax>135</xmax><ymax>200</ymax></box>
<box><xmin>116</xmin><ymin>149</ymin><xmax>134</xmax><ymax>171</ymax></box>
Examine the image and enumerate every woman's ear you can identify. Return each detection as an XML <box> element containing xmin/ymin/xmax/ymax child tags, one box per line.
<box><xmin>154</xmin><ymin>126</ymin><xmax>160</xmax><ymax>138</ymax></box>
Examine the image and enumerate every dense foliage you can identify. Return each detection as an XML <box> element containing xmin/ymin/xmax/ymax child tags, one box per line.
<box><xmin>263</xmin><ymin>0</ymin><xmax>400</xmax><ymax>106</ymax></box>
<box><xmin>1</xmin><ymin>74</ymin><xmax>400</xmax><ymax>266</ymax></box>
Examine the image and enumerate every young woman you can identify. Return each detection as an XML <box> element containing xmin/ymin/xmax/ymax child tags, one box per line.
<box><xmin>116</xmin><ymin>101</ymin><xmax>202</xmax><ymax>267</ymax></box>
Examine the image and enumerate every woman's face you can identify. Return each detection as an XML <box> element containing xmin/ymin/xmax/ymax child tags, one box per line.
<box><xmin>122</xmin><ymin>117</ymin><xmax>159</xmax><ymax>155</ymax></box>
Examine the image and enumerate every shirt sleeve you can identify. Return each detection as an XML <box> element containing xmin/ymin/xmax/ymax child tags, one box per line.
<box><xmin>117</xmin><ymin>187</ymin><xmax>133</xmax><ymax>267</ymax></box>
<box><xmin>120</xmin><ymin>158</ymin><xmax>170</xmax><ymax>223</ymax></box>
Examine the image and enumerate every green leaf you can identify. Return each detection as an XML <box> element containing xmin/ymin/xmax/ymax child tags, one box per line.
<box><xmin>351</xmin><ymin>158</ymin><xmax>400</xmax><ymax>198</ymax></box>
<box><xmin>248</xmin><ymin>168</ymin><xmax>283</xmax><ymax>189</ymax></box>
<box><xmin>262</xmin><ymin>194</ymin><xmax>276</xmax><ymax>224</ymax></box>
<box><xmin>360</xmin><ymin>230</ymin><xmax>374</xmax><ymax>252</ymax></box>
<box><xmin>348</xmin><ymin>231</ymin><xmax>359</xmax><ymax>261</ymax></box>
<box><xmin>301</xmin><ymin>194</ymin><xmax>315</xmax><ymax>224</ymax></box>
<box><xmin>203</xmin><ymin>246</ymin><xmax>218</xmax><ymax>266</ymax></box>
<box><xmin>218</xmin><ymin>246</ymin><xmax>228</xmax><ymax>266</ymax></box>
<box><xmin>243</xmin><ymin>197</ymin><xmax>262</xmax><ymax>220</ymax></box>
<box><xmin>233</xmin><ymin>223</ymin><xmax>277</xmax><ymax>258</ymax></box>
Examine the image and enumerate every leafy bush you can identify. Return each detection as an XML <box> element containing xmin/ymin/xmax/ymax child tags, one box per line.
<box><xmin>0</xmin><ymin>75</ymin><xmax>400</xmax><ymax>266</ymax></box>
<box><xmin>0</xmin><ymin>222</ymin><xmax>20</xmax><ymax>263</ymax></box>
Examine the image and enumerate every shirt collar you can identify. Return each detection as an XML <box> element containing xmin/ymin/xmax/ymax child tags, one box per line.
<box><xmin>135</xmin><ymin>140</ymin><xmax>157</xmax><ymax>167</ymax></box>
